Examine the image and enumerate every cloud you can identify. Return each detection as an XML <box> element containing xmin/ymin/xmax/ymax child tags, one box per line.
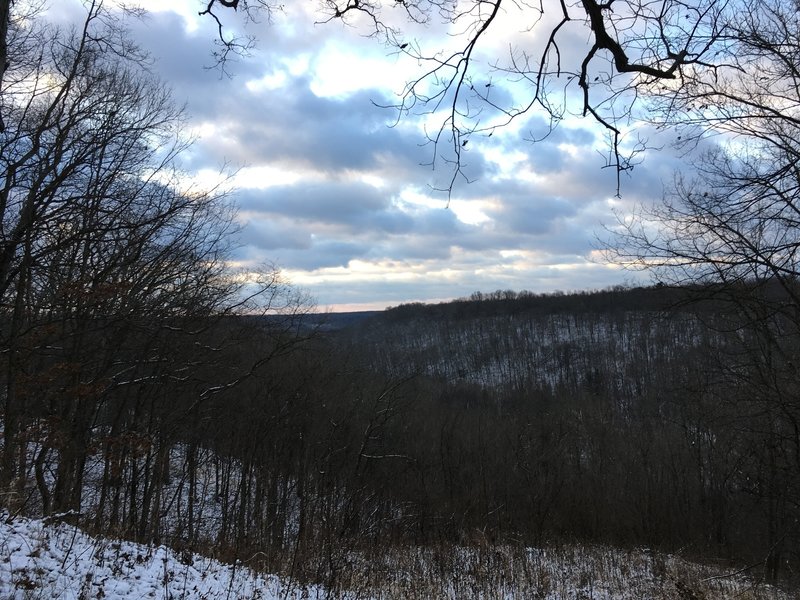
<box><xmin>210</xmin><ymin>83</ymin><xmax>427</xmax><ymax>175</ymax></box>
<box><xmin>97</xmin><ymin>3</ymin><xmax>677</xmax><ymax>309</ymax></box>
<box><xmin>238</xmin><ymin>182</ymin><xmax>395</xmax><ymax>224</ymax></box>
<box><xmin>234</xmin><ymin>183</ymin><xmax>486</xmax><ymax>270</ymax></box>
<box><xmin>237</xmin><ymin>218</ymin><xmax>312</xmax><ymax>251</ymax></box>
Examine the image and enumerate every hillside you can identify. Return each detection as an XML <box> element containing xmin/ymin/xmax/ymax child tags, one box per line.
<box><xmin>2</xmin><ymin>284</ymin><xmax>798</xmax><ymax>594</ymax></box>
<box><xmin>0</xmin><ymin>514</ymin><xmax>789</xmax><ymax>599</ymax></box>
<box><xmin>342</xmin><ymin>286</ymin><xmax>711</xmax><ymax>390</ymax></box>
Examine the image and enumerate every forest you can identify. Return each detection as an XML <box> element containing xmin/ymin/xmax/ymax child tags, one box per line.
<box><xmin>2</xmin><ymin>276</ymin><xmax>799</xmax><ymax>590</ymax></box>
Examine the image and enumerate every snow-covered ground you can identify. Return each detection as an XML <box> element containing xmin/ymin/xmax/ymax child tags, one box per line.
<box><xmin>0</xmin><ymin>514</ymin><xmax>792</xmax><ymax>599</ymax></box>
<box><xmin>0</xmin><ymin>515</ymin><xmax>325</xmax><ymax>600</ymax></box>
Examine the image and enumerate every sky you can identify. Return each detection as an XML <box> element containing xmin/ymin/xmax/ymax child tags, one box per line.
<box><xmin>53</xmin><ymin>0</ymin><xmax>693</xmax><ymax>311</ymax></box>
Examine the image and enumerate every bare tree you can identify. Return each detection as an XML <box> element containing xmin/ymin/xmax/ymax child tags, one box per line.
<box><xmin>0</xmin><ymin>1</ymin><xmax>764</xmax><ymax>196</ymax></box>
<box><xmin>197</xmin><ymin>0</ymin><xmax>733</xmax><ymax>195</ymax></box>
<box><xmin>0</xmin><ymin>0</ymin><xmax>310</xmax><ymax>521</ymax></box>
<box><xmin>606</xmin><ymin>0</ymin><xmax>800</xmax><ymax>581</ymax></box>
<box><xmin>0</xmin><ymin>0</ymin><xmax>10</xmax><ymax>132</ymax></box>
<box><xmin>607</xmin><ymin>0</ymin><xmax>800</xmax><ymax>322</ymax></box>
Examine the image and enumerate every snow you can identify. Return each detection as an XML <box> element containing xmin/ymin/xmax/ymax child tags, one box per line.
<box><xmin>0</xmin><ymin>514</ymin><xmax>790</xmax><ymax>599</ymax></box>
<box><xmin>0</xmin><ymin>514</ymin><xmax>327</xmax><ymax>600</ymax></box>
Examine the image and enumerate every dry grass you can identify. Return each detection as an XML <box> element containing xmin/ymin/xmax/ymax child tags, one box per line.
<box><xmin>307</xmin><ymin>542</ymin><xmax>795</xmax><ymax>599</ymax></box>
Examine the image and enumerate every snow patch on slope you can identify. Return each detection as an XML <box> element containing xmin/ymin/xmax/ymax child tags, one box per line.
<box><xmin>0</xmin><ymin>514</ymin><xmax>328</xmax><ymax>600</ymax></box>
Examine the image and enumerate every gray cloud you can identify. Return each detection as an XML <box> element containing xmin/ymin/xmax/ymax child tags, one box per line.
<box><xmin>114</xmin><ymin>5</ymin><xmax>679</xmax><ymax>308</ymax></box>
<box><xmin>238</xmin><ymin>182</ymin><xmax>396</xmax><ymax>225</ymax></box>
<box><xmin>228</xmin><ymin>97</ymin><xmax>422</xmax><ymax>174</ymax></box>
<box><xmin>235</xmin><ymin>183</ymin><xmax>486</xmax><ymax>270</ymax></box>
<box><xmin>237</xmin><ymin>218</ymin><xmax>312</xmax><ymax>251</ymax></box>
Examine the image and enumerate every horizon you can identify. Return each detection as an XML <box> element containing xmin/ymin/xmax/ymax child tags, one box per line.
<box><xmin>319</xmin><ymin>280</ymin><xmax>651</xmax><ymax>313</ymax></box>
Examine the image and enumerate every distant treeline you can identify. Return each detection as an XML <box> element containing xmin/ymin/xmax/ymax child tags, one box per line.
<box><xmin>383</xmin><ymin>285</ymin><xmax>685</xmax><ymax>321</ymax></box>
<box><xmin>381</xmin><ymin>279</ymin><xmax>799</xmax><ymax>321</ymax></box>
